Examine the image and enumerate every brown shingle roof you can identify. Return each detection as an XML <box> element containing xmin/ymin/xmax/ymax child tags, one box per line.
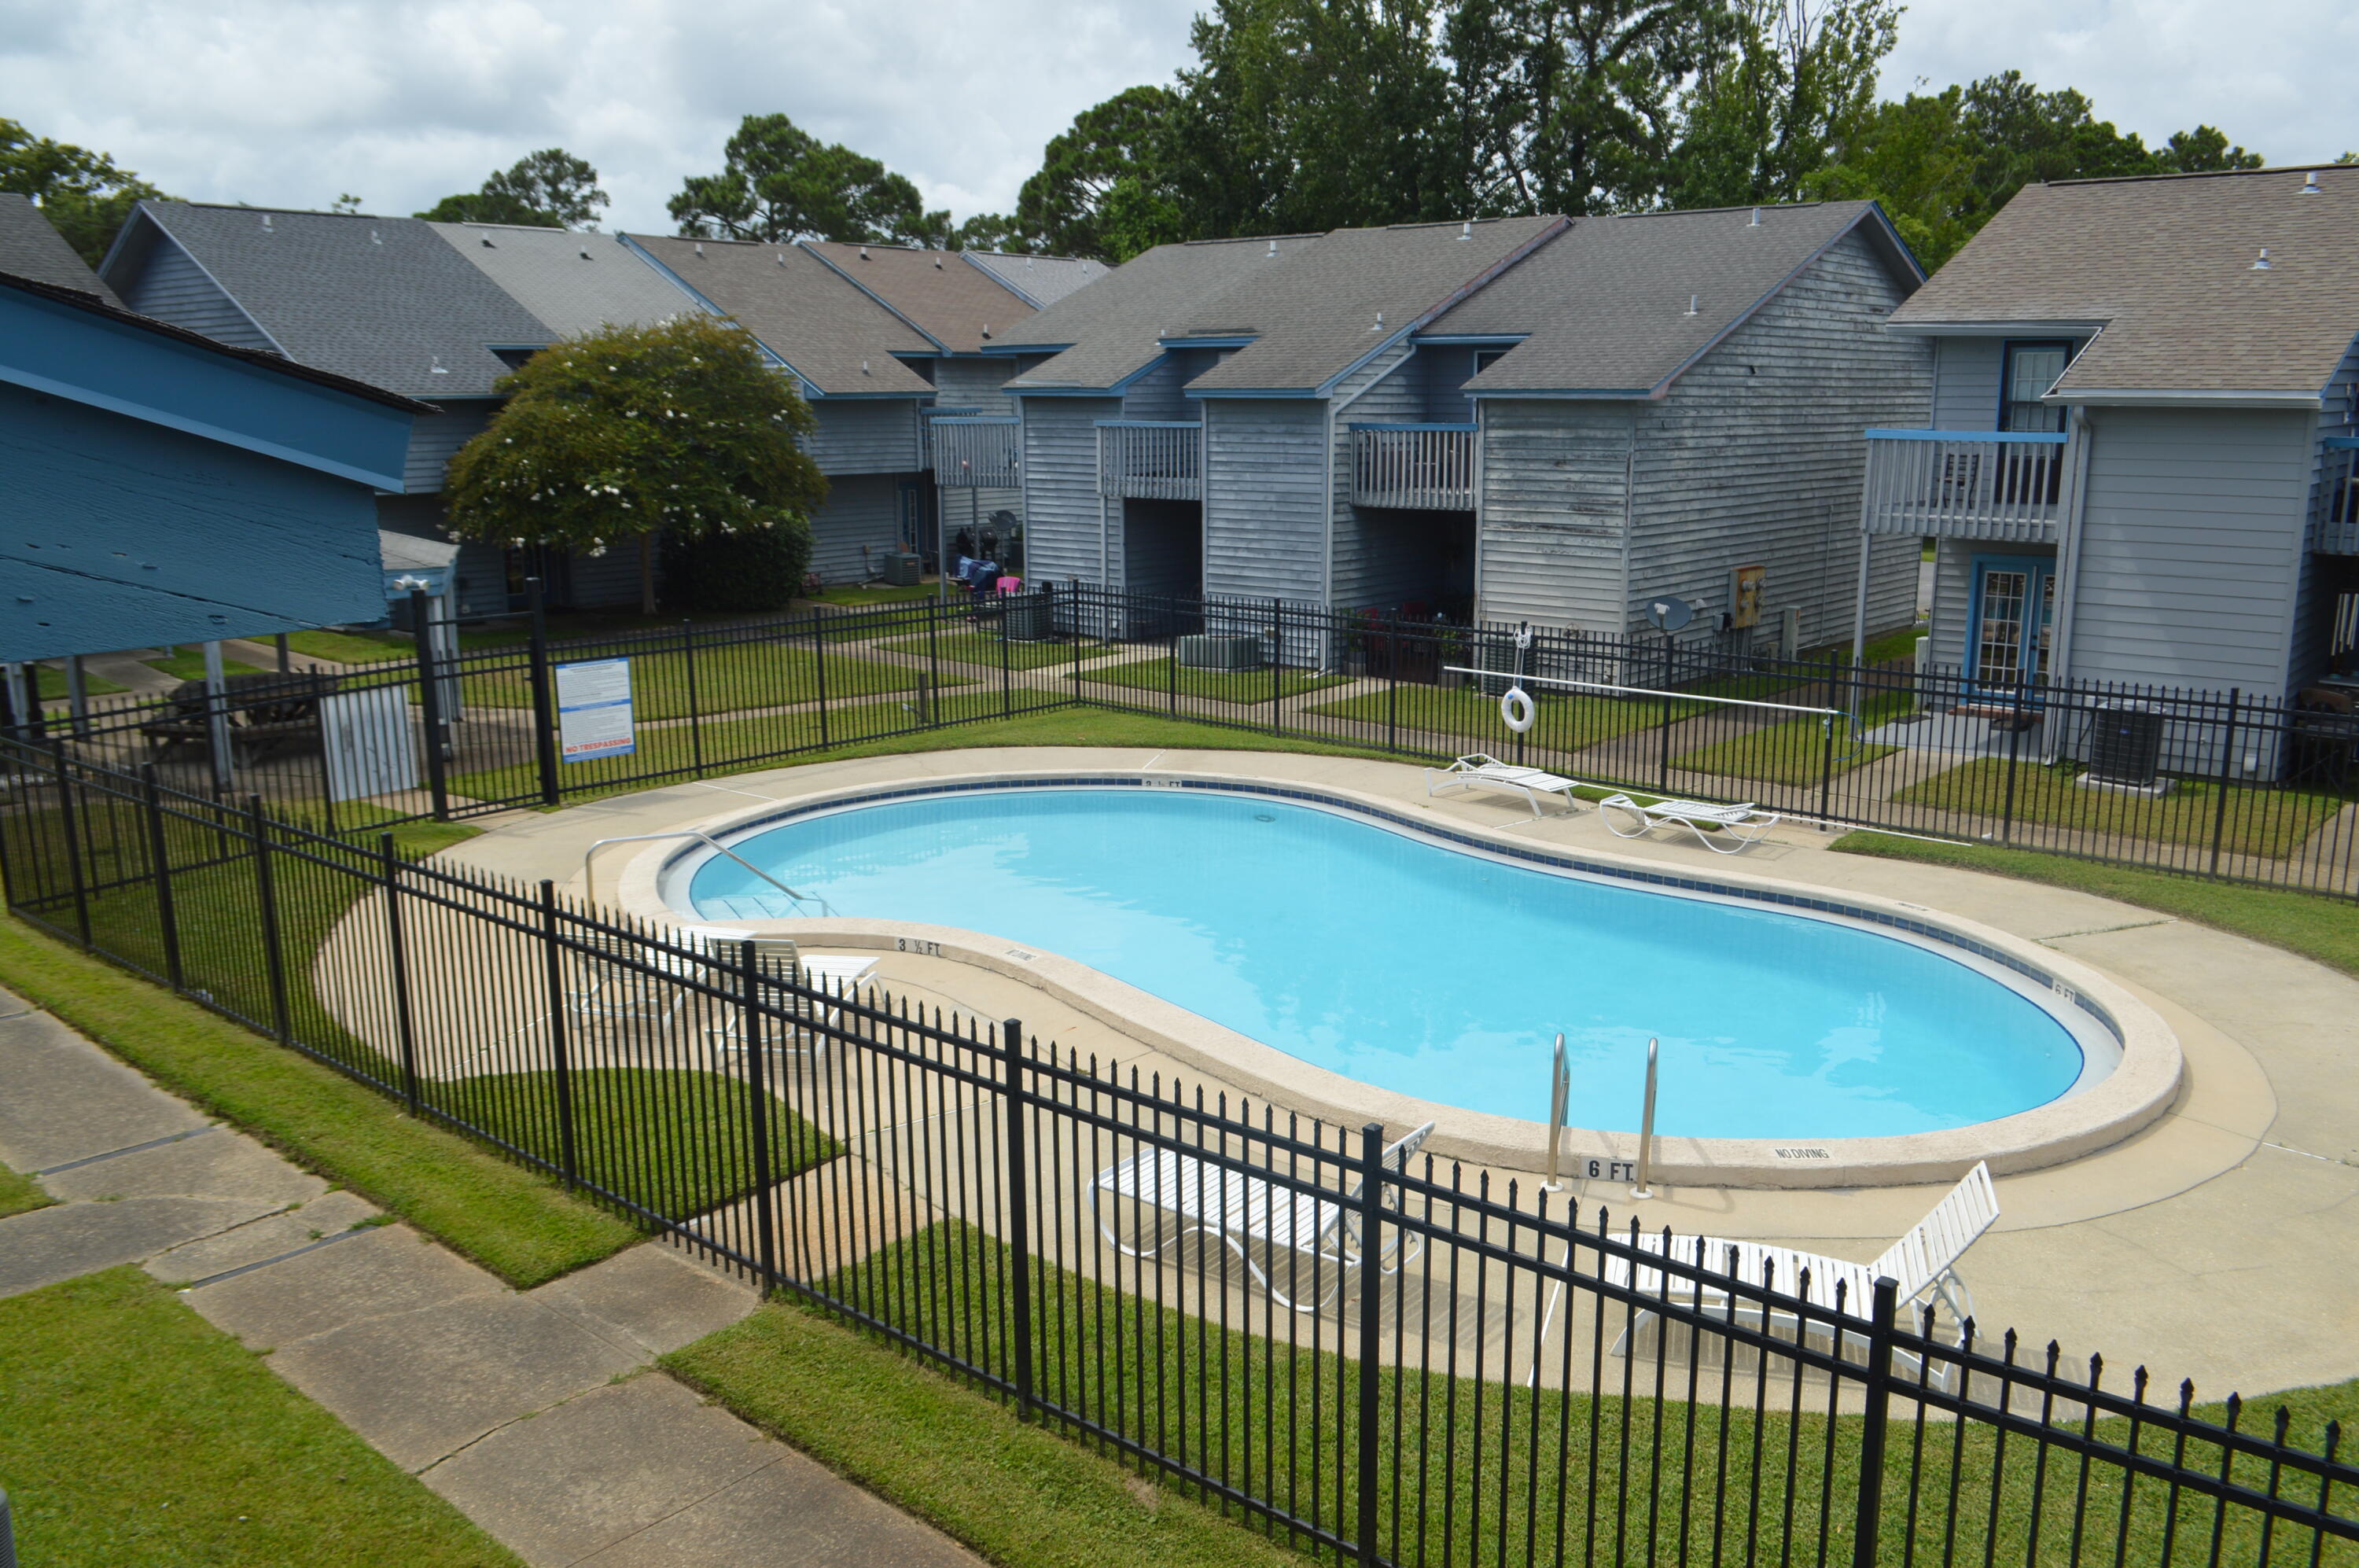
<box><xmin>1433</xmin><ymin>202</ymin><xmax>1914</xmax><ymax>396</ymax></box>
<box><xmin>1890</xmin><ymin>166</ymin><xmax>2359</xmax><ymax>399</ymax></box>
<box><xmin>802</xmin><ymin>240</ymin><xmax>1040</xmax><ymax>354</ymax></box>
<box><xmin>624</xmin><ymin>234</ymin><xmax>934</xmax><ymax>396</ymax></box>
<box><xmin>1000</xmin><ymin>234</ymin><xmax>1303</xmax><ymax>391</ymax></box>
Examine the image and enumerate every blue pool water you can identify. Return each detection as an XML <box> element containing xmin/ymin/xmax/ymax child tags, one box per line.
<box><xmin>685</xmin><ymin>789</ymin><xmax>2090</xmax><ymax>1139</ymax></box>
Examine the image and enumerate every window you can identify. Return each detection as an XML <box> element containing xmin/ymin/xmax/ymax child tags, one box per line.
<box><xmin>1968</xmin><ymin>554</ymin><xmax>2055</xmax><ymax>690</ymax></box>
<box><xmin>1473</xmin><ymin>349</ymin><xmax>1507</xmax><ymax>375</ymax></box>
<box><xmin>1998</xmin><ymin>341</ymin><xmax>2073</xmax><ymax>432</ymax></box>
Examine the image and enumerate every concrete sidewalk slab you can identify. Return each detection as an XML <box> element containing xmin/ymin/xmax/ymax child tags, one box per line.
<box><xmin>194</xmin><ymin>1223</ymin><xmax>502</xmax><ymax>1344</ymax></box>
<box><xmin>261</xmin><ymin>1290</ymin><xmax>645</xmax><ymax>1470</ymax></box>
<box><xmin>0</xmin><ymin>1194</ymin><xmax>279</xmax><ymax>1297</ymax></box>
<box><xmin>0</xmin><ymin>1006</ymin><xmax>207</xmax><ymax>1172</ymax></box>
<box><xmin>529</xmin><ymin>1242</ymin><xmax>758</xmax><ymax>1360</ymax></box>
<box><xmin>145</xmin><ymin>1189</ymin><xmax>383</xmax><ymax>1284</ymax></box>
<box><xmin>39</xmin><ymin>1123</ymin><xmax>323</xmax><ymax>1208</ymax></box>
<box><xmin>422</xmin><ymin>1375</ymin><xmax>778</xmax><ymax>1566</ymax></box>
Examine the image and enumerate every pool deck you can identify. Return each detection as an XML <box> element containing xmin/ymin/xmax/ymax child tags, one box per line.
<box><xmin>440</xmin><ymin>746</ymin><xmax>2359</xmax><ymax>1401</ymax></box>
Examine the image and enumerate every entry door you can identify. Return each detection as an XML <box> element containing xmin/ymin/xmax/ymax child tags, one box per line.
<box><xmin>1968</xmin><ymin>555</ymin><xmax>2055</xmax><ymax>692</ymax></box>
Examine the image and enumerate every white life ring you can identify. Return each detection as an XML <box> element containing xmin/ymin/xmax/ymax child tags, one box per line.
<box><xmin>1500</xmin><ymin>684</ymin><xmax>1536</xmax><ymax>734</ymax></box>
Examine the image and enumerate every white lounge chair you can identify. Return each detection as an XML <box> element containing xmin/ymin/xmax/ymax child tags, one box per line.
<box><xmin>1093</xmin><ymin>1121</ymin><xmax>1437</xmax><ymax>1312</ymax></box>
<box><xmin>1603</xmin><ymin>1161</ymin><xmax>1999</xmax><ymax>1383</ymax></box>
<box><xmin>1426</xmin><ymin>753</ymin><xmax>1588</xmax><ymax>818</ymax></box>
<box><xmin>673</xmin><ymin>927</ymin><xmax>878</xmax><ymax>1060</ymax></box>
<box><xmin>1596</xmin><ymin>792</ymin><xmax>1779</xmax><ymax>853</ymax></box>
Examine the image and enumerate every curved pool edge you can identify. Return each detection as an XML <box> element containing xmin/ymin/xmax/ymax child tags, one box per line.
<box><xmin>612</xmin><ymin>769</ymin><xmax>2185</xmax><ymax>1191</ymax></box>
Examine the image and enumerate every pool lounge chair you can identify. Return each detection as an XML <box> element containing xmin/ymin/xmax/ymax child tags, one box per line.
<box><xmin>1426</xmin><ymin>754</ymin><xmax>1588</xmax><ymax>818</ymax></box>
<box><xmin>1093</xmin><ymin>1121</ymin><xmax>1437</xmax><ymax>1312</ymax></box>
<box><xmin>1597</xmin><ymin>793</ymin><xmax>1779</xmax><ymax>853</ymax></box>
<box><xmin>675</xmin><ymin>926</ymin><xmax>878</xmax><ymax>1059</ymax></box>
<box><xmin>1603</xmin><ymin>1161</ymin><xmax>1999</xmax><ymax>1385</ymax></box>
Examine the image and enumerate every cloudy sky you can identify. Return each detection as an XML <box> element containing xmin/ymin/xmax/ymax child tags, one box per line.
<box><xmin>3</xmin><ymin>0</ymin><xmax>2350</xmax><ymax>234</ymax></box>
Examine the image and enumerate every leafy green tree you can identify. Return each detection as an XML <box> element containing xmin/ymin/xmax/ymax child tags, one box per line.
<box><xmin>417</xmin><ymin>148</ymin><xmax>607</xmax><ymax>228</ymax></box>
<box><xmin>1012</xmin><ymin>86</ymin><xmax>1187</xmax><ymax>258</ymax></box>
<box><xmin>0</xmin><ymin>116</ymin><xmax>171</xmax><ymax>267</ymax></box>
<box><xmin>669</xmin><ymin>114</ymin><xmax>948</xmax><ymax>245</ymax></box>
<box><xmin>445</xmin><ymin>315</ymin><xmax>826</xmax><ymax>616</ymax></box>
<box><xmin>2154</xmin><ymin>126</ymin><xmax>2263</xmax><ymax>173</ymax></box>
<box><xmin>1664</xmin><ymin>0</ymin><xmax>1898</xmax><ymax>208</ymax></box>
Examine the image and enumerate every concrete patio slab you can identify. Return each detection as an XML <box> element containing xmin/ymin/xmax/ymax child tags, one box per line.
<box><xmin>421</xmin><ymin>1375</ymin><xmax>777</xmax><ymax>1566</ymax></box>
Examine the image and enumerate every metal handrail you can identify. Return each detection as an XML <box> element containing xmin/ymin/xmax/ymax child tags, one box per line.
<box><xmin>581</xmin><ymin>830</ymin><xmax>834</xmax><ymax>915</ymax></box>
<box><xmin>1542</xmin><ymin>1032</ymin><xmax>1571</xmax><ymax>1191</ymax></box>
<box><xmin>1631</xmin><ymin>1036</ymin><xmax>1660</xmax><ymax>1200</ymax></box>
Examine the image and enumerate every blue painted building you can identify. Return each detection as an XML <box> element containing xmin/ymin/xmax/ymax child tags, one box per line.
<box><xmin>0</xmin><ymin>262</ymin><xmax>422</xmax><ymax>664</ymax></box>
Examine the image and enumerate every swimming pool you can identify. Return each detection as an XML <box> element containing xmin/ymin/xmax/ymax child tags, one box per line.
<box><xmin>682</xmin><ymin>786</ymin><xmax>2109</xmax><ymax>1141</ymax></box>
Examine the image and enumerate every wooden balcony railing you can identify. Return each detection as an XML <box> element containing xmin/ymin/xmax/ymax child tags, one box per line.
<box><xmin>2320</xmin><ymin>436</ymin><xmax>2359</xmax><ymax>557</ymax></box>
<box><xmin>1860</xmin><ymin>429</ymin><xmax>2071</xmax><ymax>543</ymax></box>
<box><xmin>929</xmin><ymin>417</ymin><xmax>1021</xmax><ymax>488</ymax></box>
<box><xmin>1099</xmin><ymin>420</ymin><xmax>1202</xmax><ymax>501</ymax></box>
<box><xmin>1351</xmin><ymin>423</ymin><xmax>1475</xmax><ymax>510</ymax></box>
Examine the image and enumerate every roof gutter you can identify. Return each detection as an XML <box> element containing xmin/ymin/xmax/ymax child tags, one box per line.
<box><xmin>1884</xmin><ymin>319</ymin><xmax>2114</xmax><ymax>338</ymax></box>
<box><xmin>2051</xmin><ymin>388</ymin><xmax>2328</xmax><ymax>410</ymax></box>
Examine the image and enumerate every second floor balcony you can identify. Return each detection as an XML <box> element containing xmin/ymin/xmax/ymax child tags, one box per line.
<box><xmin>1099</xmin><ymin>420</ymin><xmax>1202</xmax><ymax>501</ymax></box>
<box><xmin>929</xmin><ymin>417</ymin><xmax>1021</xmax><ymax>489</ymax></box>
<box><xmin>1860</xmin><ymin>429</ymin><xmax>2071</xmax><ymax>543</ymax></box>
<box><xmin>1352</xmin><ymin>423</ymin><xmax>1475</xmax><ymax>511</ymax></box>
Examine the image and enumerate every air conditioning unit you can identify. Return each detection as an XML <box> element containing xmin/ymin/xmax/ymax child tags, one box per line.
<box><xmin>881</xmin><ymin>551</ymin><xmax>922</xmax><ymax>587</ymax></box>
<box><xmin>1177</xmin><ymin>634</ymin><xmax>1263</xmax><ymax>671</ymax></box>
<box><xmin>2085</xmin><ymin>702</ymin><xmax>2165</xmax><ymax>790</ymax></box>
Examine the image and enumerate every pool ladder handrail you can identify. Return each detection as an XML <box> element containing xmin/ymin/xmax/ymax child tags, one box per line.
<box><xmin>1542</xmin><ymin>1032</ymin><xmax>1660</xmax><ymax>1199</ymax></box>
<box><xmin>580</xmin><ymin>830</ymin><xmax>835</xmax><ymax>916</ymax></box>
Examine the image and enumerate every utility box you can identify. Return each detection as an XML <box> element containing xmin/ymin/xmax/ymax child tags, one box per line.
<box><xmin>1177</xmin><ymin>634</ymin><xmax>1264</xmax><ymax>671</ymax></box>
<box><xmin>2086</xmin><ymin>703</ymin><xmax>2166</xmax><ymax>790</ymax></box>
<box><xmin>881</xmin><ymin>551</ymin><xmax>923</xmax><ymax>587</ymax></box>
<box><xmin>1003</xmin><ymin>592</ymin><xmax>1054</xmax><ymax>642</ymax></box>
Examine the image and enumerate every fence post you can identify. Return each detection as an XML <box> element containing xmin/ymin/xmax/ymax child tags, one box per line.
<box><xmin>139</xmin><ymin>764</ymin><xmax>182</xmax><ymax>990</ymax></box>
<box><xmin>1168</xmin><ymin>617</ymin><xmax>1180</xmax><ymax>716</ymax></box>
<box><xmin>811</xmin><ymin>609</ymin><xmax>832</xmax><ymax>750</ymax></box>
<box><xmin>380</xmin><ymin>833</ymin><xmax>421</xmax><ymax>1115</ymax></box>
<box><xmin>49</xmin><ymin>741</ymin><xmax>92</xmax><ymax>949</ymax></box>
<box><xmin>925</xmin><ymin>597</ymin><xmax>942</xmax><ymax>726</ymax></box>
<box><xmin>683</xmin><ymin>620</ymin><xmax>705</xmax><ymax>778</ymax></box>
<box><xmin>1001</xmin><ymin>1015</ymin><xmax>1035</xmax><ymax>1418</ymax></box>
<box><xmin>2208</xmin><ymin>690</ymin><xmax>2239</xmax><ymax>877</ymax></box>
<box><xmin>1658</xmin><ymin>638</ymin><xmax>1676</xmax><ymax>791</ymax></box>
<box><xmin>1269</xmin><ymin>598</ymin><xmax>1283</xmax><ymax>725</ymax></box>
<box><xmin>742</xmin><ymin>939</ymin><xmax>779</xmax><ymax>1288</ymax></box>
<box><xmin>2000</xmin><ymin>679</ymin><xmax>2028</xmax><ymax>845</ymax></box>
<box><xmin>999</xmin><ymin>601</ymin><xmax>1014</xmax><ymax>717</ymax></box>
<box><xmin>1356</xmin><ymin>1121</ymin><xmax>1386</xmax><ymax>1566</ymax></box>
<box><xmin>525</xmin><ymin>577</ymin><xmax>561</xmax><ymax>808</ymax></box>
<box><xmin>410</xmin><ymin>588</ymin><xmax>451</xmax><ymax>820</ymax></box>
<box><xmin>247</xmin><ymin>797</ymin><xmax>293</xmax><ymax>1045</ymax></box>
<box><xmin>536</xmin><ymin>880</ymin><xmax>580</xmax><ymax>1187</ymax></box>
<box><xmin>1820</xmin><ymin>653</ymin><xmax>1840</xmax><ymax>825</ymax></box>
<box><xmin>1849</xmin><ymin>1275</ymin><xmax>1901</xmax><ymax>1568</ymax></box>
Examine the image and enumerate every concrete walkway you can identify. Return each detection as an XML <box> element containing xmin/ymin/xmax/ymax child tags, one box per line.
<box><xmin>0</xmin><ymin>992</ymin><xmax>981</xmax><ymax>1568</ymax></box>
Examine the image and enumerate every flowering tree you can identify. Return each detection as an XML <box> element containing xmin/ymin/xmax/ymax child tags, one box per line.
<box><xmin>446</xmin><ymin>315</ymin><xmax>826</xmax><ymax>616</ymax></box>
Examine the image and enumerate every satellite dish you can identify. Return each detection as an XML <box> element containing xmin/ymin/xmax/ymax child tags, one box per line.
<box><xmin>1644</xmin><ymin>596</ymin><xmax>1695</xmax><ymax>633</ymax></box>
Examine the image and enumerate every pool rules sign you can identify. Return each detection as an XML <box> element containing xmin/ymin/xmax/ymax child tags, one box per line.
<box><xmin>555</xmin><ymin>658</ymin><xmax>635</xmax><ymax>762</ymax></box>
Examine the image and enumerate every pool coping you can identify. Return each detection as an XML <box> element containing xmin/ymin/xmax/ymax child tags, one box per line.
<box><xmin>609</xmin><ymin>768</ymin><xmax>2185</xmax><ymax>1191</ymax></box>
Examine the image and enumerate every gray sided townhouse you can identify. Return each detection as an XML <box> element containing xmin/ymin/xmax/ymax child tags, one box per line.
<box><xmin>995</xmin><ymin>203</ymin><xmax>1929</xmax><ymax>657</ymax></box>
<box><xmin>100</xmin><ymin>201</ymin><xmax>1107</xmax><ymax>613</ymax></box>
<box><xmin>1857</xmin><ymin>164</ymin><xmax>2359</xmax><ymax>705</ymax></box>
<box><xmin>623</xmin><ymin>235</ymin><xmax>1103</xmax><ymax>581</ymax></box>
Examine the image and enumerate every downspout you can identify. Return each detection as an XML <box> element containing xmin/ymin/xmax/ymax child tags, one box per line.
<box><xmin>1850</xmin><ymin>438</ymin><xmax>1876</xmax><ymax>668</ymax></box>
<box><xmin>2045</xmin><ymin>407</ymin><xmax>2096</xmax><ymax>707</ymax></box>
<box><xmin>1472</xmin><ymin>398</ymin><xmax>1489</xmax><ymax>621</ymax></box>
<box><xmin>1097</xmin><ymin>420</ymin><xmax>1110</xmax><ymax>588</ymax></box>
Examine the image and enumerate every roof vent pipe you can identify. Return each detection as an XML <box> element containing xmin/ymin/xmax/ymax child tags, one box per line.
<box><xmin>580</xmin><ymin>248</ymin><xmax>591</xmax><ymax>259</ymax></box>
<box><xmin>982</xmin><ymin>323</ymin><xmax>992</xmax><ymax>339</ymax></box>
<box><xmin>1749</xmin><ymin>207</ymin><xmax>1761</xmax><ymax>226</ymax></box>
<box><xmin>480</xmin><ymin>236</ymin><xmax>495</xmax><ymax>248</ymax></box>
<box><xmin>261</xmin><ymin>214</ymin><xmax>272</xmax><ymax>231</ymax></box>
<box><xmin>1267</xmin><ymin>239</ymin><xmax>1278</xmax><ymax>257</ymax></box>
<box><xmin>2252</xmin><ymin>247</ymin><xmax>2273</xmax><ymax>271</ymax></box>
<box><xmin>859</xmin><ymin>245</ymin><xmax>870</xmax><ymax>259</ymax></box>
<box><xmin>1371</xmin><ymin>311</ymin><xmax>1384</xmax><ymax>332</ymax></box>
<box><xmin>1459</xmin><ymin>219</ymin><xmax>1471</xmax><ymax>239</ymax></box>
<box><xmin>2301</xmin><ymin>171</ymin><xmax>2322</xmax><ymax>194</ymax></box>
<box><xmin>1684</xmin><ymin>294</ymin><xmax>1698</xmax><ymax>315</ymax></box>
<box><xmin>370</xmin><ymin>230</ymin><xmax>382</xmax><ymax>245</ymax></box>
<box><xmin>694</xmin><ymin>242</ymin><xmax>704</xmax><ymax>256</ymax></box>
<box><xmin>861</xmin><ymin>359</ymin><xmax>870</xmax><ymax>374</ymax></box>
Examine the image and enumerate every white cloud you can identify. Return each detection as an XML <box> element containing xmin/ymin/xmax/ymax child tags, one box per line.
<box><xmin>2</xmin><ymin>0</ymin><xmax>2347</xmax><ymax>242</ymax></box>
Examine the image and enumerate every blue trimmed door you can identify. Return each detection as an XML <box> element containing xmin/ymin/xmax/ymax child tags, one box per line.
<box><xmin>1967</xmin><ymin>554</ymin><xmax>2055</xmax><ymax>694</ymax></box>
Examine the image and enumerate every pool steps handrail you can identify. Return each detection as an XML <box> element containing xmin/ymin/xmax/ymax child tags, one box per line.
<box><xmin>583</xmin><ymin>830</ymin><xmax>834</xmax><ymax>916</ymax></box>
<box><xmin>1542</xmin><ymin>1033</ymin><xmax>1571</xmax><ymax>1191</ymax></box>
<box><xmin>1631</xmin><ymin>1036</ymin><xmax>1660</xmax><ymax>1200</ymax></box>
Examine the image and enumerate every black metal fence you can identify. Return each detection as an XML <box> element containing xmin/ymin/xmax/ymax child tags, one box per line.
<box><xmin>17</xmin><ymin>582</ymin><xmax>2357</xmax><ymax>897</ymax></box>
<box><xmin>0</xmin><ymin>739</ymin><xmax>2352</xmax><ymax>1565</ymax></box>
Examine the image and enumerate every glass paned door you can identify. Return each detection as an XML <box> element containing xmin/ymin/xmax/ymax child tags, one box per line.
<box><xmin>1970</xmin><ymin>556</ymin><xmax>2055</xmax><ymax>691</ymax></box>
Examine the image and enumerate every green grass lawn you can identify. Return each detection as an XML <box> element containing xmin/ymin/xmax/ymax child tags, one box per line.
<box><xmin>690</xmin><ymin>1218</ymin><xmax>2359</xmax><ymax>1568</ymax></box>
<box><xmin>880</xmin><ymin>628</ymin><xmax>1090</xmax><ymax>671</ymax></box>
<box><xmin>1673</xmin><ymin>691</ymin><xmax>1911</xmax><ymax>787</ymax></box>
<box><xmin>284</xmin><ymin>628</ymin><xmax>417</xmax><ymax>665</ymax></box>
<box><xmin>0</xmin><ymin>1267</ymin><xmax>522</xmax><ymax>1567</ymax></box>
<box><xmin>0</xmin><ymin>1154</ymin><xmax>51</xmax><ymax>1217</ymax></box>
<box><xmin>1831</xmin><ymin>831</ymin><xmax>2359</xmax><ymax>981</ymax></box>
<box><xmin>451</xmin><ymin>639</ymin><xmax>959</xmax><ymax>720</ymax></box>
<box><xmin>142</xmin><ymin>651</ymin><xmax>263</xmax><ymax>682</ymax></box>
<box><xmin>34</xmin><ymin>664</ymin><xmax>127</xmax><ymax>699</ymax></box>
<box><xmin>1080</xmin><ymin>655</ymin><xmax>1352</xmax><ymax>705</ymax></box>
<box><xmin>1308</xmin><ymin>682</ymin><xmax>1702</xmax><ymax>754</ymax></box>
<box><xmin>1891</xmin><ymin>758</ymin><xmax>2343</xmax><ymax>858</ymax></box>
<box><xmin>807</xmin><ymin>582</ymin><xmax>945</xmax><ymax>608</ymax></box>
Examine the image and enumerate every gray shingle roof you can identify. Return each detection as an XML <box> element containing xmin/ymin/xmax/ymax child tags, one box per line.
<box><xmin>431</xmin><ymin>223</ymin><xmax>709</xmax><ymax>340</ymax></box>
<box><xmin>804</xmin><ymin>239</ymin><xmax>1043</xmax><ymax>354</ymax></box>
<box><xmin>1890</xmin><ymin>166</ymin><xmax>2359</xmax><ymax>400</ymax></box>
<box><xmin>962</xmin><ymin>250</ymin><xmax>1110</xmax><ymax>308</ymax></box>
<box><xmin>0</xmin><ymin>194</ymin><xmax>122</xmax><ymax>306</ymax></box>
<box><xmin>1000</xmin><ymin>234</ymin><xmax>1330</xmax><ymax>392</ymax></box>
<box><xmin>120</xmin><ymin>203</ymin><xmax>552</xmax><ymax>398</ymax></box>
<box><xmin>1431</xmin><ymin>201</ymin><xmax>1915</xmax><ymax>396</ymax></box>
<box><xmin>623</xmin><ymin>234</ymin><xmax>935</xmax><ymax>396</ymax></box>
